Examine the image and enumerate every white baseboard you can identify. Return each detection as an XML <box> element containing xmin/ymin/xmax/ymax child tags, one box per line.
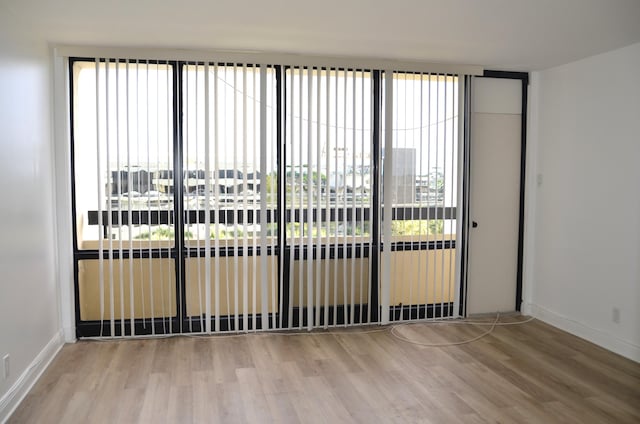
<box><xmin>527</xmin><ymin>303</ymin><xmax>640</xmax><ymax>363</ymax></box>
<box><xmin>62</xmin><ymin>326</ymin><xmax>76</xmax><ymax>343</ymax></box>
<box><xmin>0</xmin><ymin>331</ymin><xmax>64</xmax><ymax>424</ymax></box>
<box><xmin>520</xmin><ymin>301</ymin><xmax>533</xmax><ymax>317</ymax></box>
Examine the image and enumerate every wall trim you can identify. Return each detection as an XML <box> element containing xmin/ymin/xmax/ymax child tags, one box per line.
<box><xmin>62</xmin><ymin>327</ymin><xmax>76</xmax><ymax>343</ymax></box>
<box><xmin>528</xmin><ymin>303</ymin><xmax>640</xmax><ymax>363</ymax></box>
<box><xmin>51</xmin><ymin>47</ymin><xmax>76</xmax><ymax>344</ymax></box>
<box><xmin>0</xmin><ymin>331</ymin><xmax>64</xmax><ymax>424</ymax></box>
<box><xmin>54</xmin><ymin>45</ymin><xmax>484</xmax><ymax>75</ymax></box>
<box><xmin>520</xmin><ymin>71</ymin><xmax>539</xmax><ymax>323</ymax></box>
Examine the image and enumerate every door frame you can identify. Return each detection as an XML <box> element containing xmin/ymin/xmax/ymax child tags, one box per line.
<box><xmin>460</xmin><ymin>70</ymin><xmax>529</xmax><ymax>316</ymax></box>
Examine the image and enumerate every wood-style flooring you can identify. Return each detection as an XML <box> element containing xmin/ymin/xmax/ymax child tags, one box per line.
<box><xmin>8</xmin><ymin>316</ymin><xmax>640</xmax><ymax>423</ymax></box>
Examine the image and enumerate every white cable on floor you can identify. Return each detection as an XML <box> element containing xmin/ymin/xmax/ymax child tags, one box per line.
<box><xmin>390</xmin><ymin>312</ymin><xmax>500</xmax><ymax>347</ymax></box>
<box><xmin>82</xmin><ymin>313</ymin><xmax>536</xmax><ymax>342</ymax></box>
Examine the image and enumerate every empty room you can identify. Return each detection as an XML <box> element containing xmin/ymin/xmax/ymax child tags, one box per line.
<box><xmin>1</xmin><ymin>0</ymin><xmax>639</xmax><ymax>422</ymax></box>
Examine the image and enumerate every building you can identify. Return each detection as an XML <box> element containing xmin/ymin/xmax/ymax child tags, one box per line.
<box><xmin>1</xmin><ymin>1</ymin><xmax>640</xmax><ymax>422</ymax></box>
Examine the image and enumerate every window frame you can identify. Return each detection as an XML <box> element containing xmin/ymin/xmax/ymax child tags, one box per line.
<box><xmin>69</xmin><ymin>56</ymin><xmax>464</xmax><ymax>337</ymax></box>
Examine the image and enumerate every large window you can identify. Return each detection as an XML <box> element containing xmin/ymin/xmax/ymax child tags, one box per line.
<box><xmin>71</xmin><ymin>56</ymin><xmax>462</xmax><ymax>337</ymax></box>
<box><xmin>73</xmin><ymin>60</ymin><xmax>175</xmax><ymax>249</ymax></box>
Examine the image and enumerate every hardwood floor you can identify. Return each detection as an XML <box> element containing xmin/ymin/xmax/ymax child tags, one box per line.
<box><xmin>8</xmin><ymin>316</ymin><xmax>640</xmax><ymax>423</ymax></box>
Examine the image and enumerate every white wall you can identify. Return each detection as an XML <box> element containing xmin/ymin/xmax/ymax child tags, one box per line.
<box><xmin>0</xmin><ymin>15</ymin><xmax>63</xmax><ymax>421</ymax></box>
<box><xmin>528</xmin><ymin>42</ymin><xmax>640</xmax><ymax>361</ymax></box>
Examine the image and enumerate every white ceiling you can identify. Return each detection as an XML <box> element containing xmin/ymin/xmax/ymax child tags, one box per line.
<box><xmin>3</xmin><ymin>0</ymin><xmax>640</xmax><ymax>70</ymax></box>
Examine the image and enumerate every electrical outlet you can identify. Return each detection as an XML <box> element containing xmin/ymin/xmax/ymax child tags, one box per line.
<box><xmin>612</xmin><ymin>307</ymin><xmax>621</xmax><ymax>324</ymax></box>
<box><xmin>2</xmin><ymin>354</ymin><xmax>9</xmax><ymax>380</ymax></box>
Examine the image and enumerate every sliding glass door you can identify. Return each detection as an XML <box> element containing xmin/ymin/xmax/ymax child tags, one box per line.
<box><xmin>181</xmin><ymin>64</ymin><xmax>279</xmax><ymax>332</ymax></box>
<box><xmin>281</xmin><ymin>67</ymin><xmax>374</xmax><ymax>329</ymax></box>
<box><xmin>383</xmin><ymin>72</ymin><xmax>459</xmax><ymax>323</ymax></box>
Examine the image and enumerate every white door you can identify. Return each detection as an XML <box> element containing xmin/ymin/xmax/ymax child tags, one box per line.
<box><xmin>466</xmin><ymin>77</ymin><xmax>522</xmax><ymax>315</ymax></box>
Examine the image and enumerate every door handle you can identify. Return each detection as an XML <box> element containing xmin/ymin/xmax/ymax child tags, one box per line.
<box><xmin>472</xmin><ymin>221</ymin><xmax>478</xmax><ymax>228</ymax></box>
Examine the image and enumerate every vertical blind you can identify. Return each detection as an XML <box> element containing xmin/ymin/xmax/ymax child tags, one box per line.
<box><xmin>182</xmin><ymin>64</ymin><xmax>278</xmax><ymax>332</ymax></box>
<box><xmin>73</xmin><ymin>59</ymin><xmax>177</xmax><ymax>336</ymax></box>
<box><xmin>284</xmin><ymin>67</ymin><xmax>373</xmax><ymax>329</ymax></box>
<box><xmin>72</xmin><ymin>57</ymin><xmax>462</xmax><ymax>337</ymax></box>
<box><xmin>383</xmin><ymin>72</ymin><xmax>460</xmax><ymax>324</ymax></box>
